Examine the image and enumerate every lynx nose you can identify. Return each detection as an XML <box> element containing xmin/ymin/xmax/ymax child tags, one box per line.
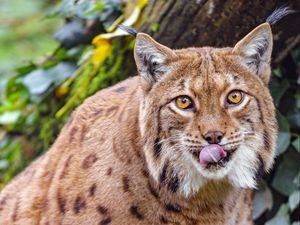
<box><xmin>204</xmin><ymin>130</ymin><xmax>224</xmax><ymax>144</ymax></box>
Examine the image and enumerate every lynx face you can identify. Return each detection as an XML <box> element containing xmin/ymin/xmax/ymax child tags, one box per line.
<box><xmin>136</xmin><ymin>23</ymin><xmax>277</xmax><ymax>197</ymax></box>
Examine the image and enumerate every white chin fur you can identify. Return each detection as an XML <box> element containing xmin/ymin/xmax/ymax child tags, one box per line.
<box><xmin>227</xmin><ymin>144</ymin><xmax>258</xmax><ymax>189</ymax></box>
<box><xmin>180</xmin><ymin>152</ymin><xmax>207</xmax><ymax>197</ymax></box>
<box><xmin>178</xmin><ymin>144</ymin><xmax>258</xmax><ymax>197</ymax></box>
<box><xmin>147</xmin><ymin>139</ymin><xmax>260</xmax><ymax>198</ymax></box>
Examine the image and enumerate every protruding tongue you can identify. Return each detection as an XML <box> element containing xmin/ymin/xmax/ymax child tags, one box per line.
<box><xmin>199</xmin><ymin>144</ymin><xmax>227</xmax><ymax>167</ymax></box>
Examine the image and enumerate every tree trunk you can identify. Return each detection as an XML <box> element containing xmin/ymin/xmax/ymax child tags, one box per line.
<box><xmin>136</xmin><ymin>0</ymin><xmax>300</xmax><ymax>64</ymax></box>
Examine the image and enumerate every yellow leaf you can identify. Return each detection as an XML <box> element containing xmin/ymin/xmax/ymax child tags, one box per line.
<box><xmin>55</xmin><ymin>86</ymin><xmax>69</xmax><ymax>97</ymax></box>
<box><xmin>138</xmin><ymin>0</ymin><xmax>148</xmax><ymax>9</ymax></box>
<box><xmin>92</xmin><ymin>38</ymin><xmax>112</xmax><ymax>66</ymax></box>
<box><xmin>91</xmin><ymin>0</ymin><xmax>148</xmax><ymax>41</ymax></box>
<box><xmin>92</xmin><ymin>36</ymin><xmax>110</xmax><ymax>47</ymax></box>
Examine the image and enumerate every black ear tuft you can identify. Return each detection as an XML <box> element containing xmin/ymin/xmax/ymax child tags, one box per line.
<box><xmin>118</xmin><ymin>24</ymin><xmax>138</xmax><ymax>37</ymax></box>
<box><xmin>266</xmin><ymin>6</ymin><xmax>297</xmax><ymax>25</ymax></box>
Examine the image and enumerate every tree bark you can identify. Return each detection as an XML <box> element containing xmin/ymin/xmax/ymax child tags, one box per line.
<box><xmin>136</xmin><ymin>0</ymin><xmax>300</xmax><ymax>64</ymax></box>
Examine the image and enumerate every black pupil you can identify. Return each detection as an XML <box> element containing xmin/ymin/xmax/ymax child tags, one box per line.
<box><xmin>232</xmin><ymin>93</ymin><xmax>237</xmax><ymax>99</ymax></box>
<box><xmin>181</xmin><ymin>98</ymin><xmax>187</xmax><ymax>103</ymax></box>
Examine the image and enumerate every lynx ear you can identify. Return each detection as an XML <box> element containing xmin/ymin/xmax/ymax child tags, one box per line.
<box><xmin>233</xmin><ymin>23</ymin><xmax>273</xmax><ymax>84</ymax></box>
<box><xmin>134</xmin><ymin>33</ymin><xmax>176</xmax><ymax>90</ymax></box>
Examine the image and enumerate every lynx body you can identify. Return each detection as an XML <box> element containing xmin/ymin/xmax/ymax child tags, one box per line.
<box><xmin>0</xmin><ymin>21</ymin><xmax>278</xmax><ymax>225</ymax></box>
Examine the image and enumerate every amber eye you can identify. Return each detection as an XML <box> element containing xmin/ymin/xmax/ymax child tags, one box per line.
<box><xmin>227</xmin><ymin>90</ymin><xmax>243</xmax><ymax>105</ymax></box>
<box><xmin>175</xmin><ymin>96</ymin><xmax>193</xmax><ymax>109</ymax></box>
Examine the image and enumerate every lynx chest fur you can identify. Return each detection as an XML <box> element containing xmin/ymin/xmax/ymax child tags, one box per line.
<box><xmin>0</xmin><ymin>22</ymin><xmax>277</xmax><ymax>225</ymax></box>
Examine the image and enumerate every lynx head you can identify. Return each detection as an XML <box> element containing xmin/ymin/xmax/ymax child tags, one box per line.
<box><xmin>135</xmin><ymin>23</ymin><xmax>277</xmax><ymax>197</ymax></box>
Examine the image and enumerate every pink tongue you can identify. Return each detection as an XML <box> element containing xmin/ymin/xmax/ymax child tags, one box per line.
<box><xmin>199</xmin><ymin>144</ymin><xmax>227</xmax><ymax>167</ymax></box>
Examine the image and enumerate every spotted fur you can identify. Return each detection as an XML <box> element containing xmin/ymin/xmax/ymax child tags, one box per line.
<box><xmin>0</xmin><ymin>22</ymin><xmax>277</xmax><ymax>225</ymax></box>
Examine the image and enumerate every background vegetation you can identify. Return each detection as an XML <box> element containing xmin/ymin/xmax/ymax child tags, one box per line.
<box><xmin>0</xmin><ymin>0</ymin><xmax>299</xmax><ymax>224</ymax></box>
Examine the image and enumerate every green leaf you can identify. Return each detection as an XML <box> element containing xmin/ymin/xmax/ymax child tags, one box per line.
<box><xmin>253</xmin><ymin>181</ymin><xmax>273</xmax><ymax>219</ymax></box>
<box><xmin>84</xmin><ymin>2</ymin><xmax>104</xmax><ymax>15</ymax></box>
<box><xmin>44</xmin><ymin>62</ymin><xmax>77</xmax><ymax>85</ymax></box>
<box><xmin>292</xmin><ymin>137</ymin><xmax>300</xmax><ymax>153</ymax></box>
<box><xmin>272</xmin><ymin>67</ymin><xmax>282</xmax><ymax>78</ymax></box>
<box><xmin>41</xmin><ymin>60</ymin><xmax>58</xmax><ymax>70</ymax></box>
<box><xmin>270</xmin><ymin>78</ymin><xmax>290</xmax><ymax>107</ymax></box>
<box><xmin>74</xmin><ymin>1</ymin><xmax>97</xmax><ymax>18</ymax></box>
<box><xmin>265</xmin><ymin>204</ymin><xmax>290</xmax><ymax>225</ymax></box>
<box><xmin>276</xmin><ymin>204</ymin><xmax>289</xmax><ymax>216</ymax></box>
<box><xmin>295</xmin><ymin>91</ymin><xmax>300</xmax><ymax>108</ymax></box>
<box><xmin>294</xmin><ymin>171</ymin><xmax>300</xmax><ymax>187</ymax></box>
<box><xmin>272</xmin><ymin>149</ymin><xmax>300</xmax><ymax>196</ymax></box>
<box><xmin>21</xmin><ymin>63</ymin><xmax>76</xmax><ymax>95</ymax></box>
<box><xmin>54</xmin><ymin>19</ymin><xmax>85</xmax><ymax>49</ymax></box>
<box><xmin>276</xmin><ymin>111</ymin><xmax>291</xmax><ymax>155</ymax></box>
<box><xmin>15</xmin><ymin>63</ymin><xmax>36</xmax><ymax>75</ymax></box>
<box><xmin>47</xmin><ymin>0</ymin><xmax>75</xmax><ymax>18</ymax></box>
<box><xmin>48</xmin><ymin>0</ymin><xmax>105</xmax><ymax>19</ymax></box>
<box><xmin>287</xmin><ymin>111</ymin><xmax>300</xmax><ymax>131</ymax></box>
<box><xmin>276</xmin><ymin>133</ymin><xmax>291</xmax><ymax>155</ymax></box>
<box><xmin>21</xmin><ymin>69</ymin><xmax>52</xmax><ymax>95</ymax></box>
<box><xmin>265</xmin><ymin>216</ymin><xmax>290</xmax><ymax>225</ymax></box>
<box><xmin>53</xmin><ymin>47</ymin><xmax>68</xmax><ymax>61</ymax></box>
<box><xmin>25</xmin><ymin>111</ymin><xmax>38</xmax><ymax>126</ymax></box>
<box><xmin>0</xmin><ymin>111</ymin><xmax>21</xmax><ymax>125</ymax></box>
<box><xmin>151</xmin><ymin>22</ymin><xmax>160</xmax><ymax>33</ymax></box>
<box><xmin>288</xmin><ymin>190</ymin><xmax>300</xmax><ymax>212</ymax></box>
<box><xmin>2</xmin><ymin>77</ymin><xmax>30</xmax><ymax>110</ymax></box>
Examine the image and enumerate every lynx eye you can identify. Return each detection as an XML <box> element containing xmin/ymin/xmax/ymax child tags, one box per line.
<box><xmin>227</xmin><ymin>90</ymin><xmax>243</xmax><ymax>105</ymax></box>
<box><xmin>175</xmin><ymin>96</ymin><xmax>193</xmax><ymax>109</ymax></box>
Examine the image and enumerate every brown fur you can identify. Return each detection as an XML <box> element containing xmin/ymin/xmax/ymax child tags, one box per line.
<box><xmin>0</xmin><ymin>23</ymin><xmax>277</xmax><ymax>225</ymax></box>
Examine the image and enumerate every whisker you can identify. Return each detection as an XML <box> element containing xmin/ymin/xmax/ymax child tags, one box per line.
<box><xmin>222</xmin><ymin>140</ymin><xmax>243</xmax><ymax>147</ymax></box>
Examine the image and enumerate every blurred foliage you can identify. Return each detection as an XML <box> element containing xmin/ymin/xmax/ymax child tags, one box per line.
<box><xmin>0</xmin><ymin>0</ymin><xmax>299</xmax><ymax>224</ymax></box>
<box><xmin>253</xmin><ymin>48</ymin><xmax>300</xmax><ymax>225</ymax></box>
<box><xmin>0</xmin><ymin>0</ymin><xmax>62</xmax><ymax>77</ymax></box>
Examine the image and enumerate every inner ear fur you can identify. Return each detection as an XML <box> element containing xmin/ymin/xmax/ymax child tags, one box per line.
<box><xmin>233</xmin><ymin>23</ymin><xmax>273</xmax><ymax>85</ymax></box>
<box><xmin>134</xmin><ymin>33</ymin><xmax>177</xmax><ymax>91</ymax></box>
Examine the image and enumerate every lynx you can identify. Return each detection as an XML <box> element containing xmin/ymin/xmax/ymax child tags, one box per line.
<box><xmin>1</xmin><ymin>8</ymin><xmax>290</xmax><ymax>225</ymax></box>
